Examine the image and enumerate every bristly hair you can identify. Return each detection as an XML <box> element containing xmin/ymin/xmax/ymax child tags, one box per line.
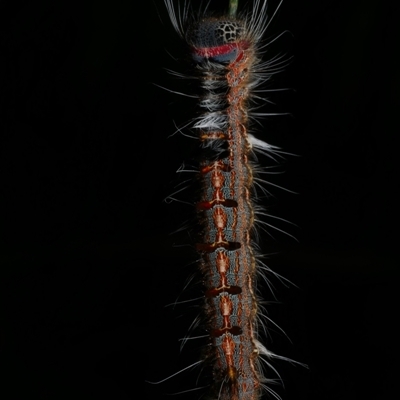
<box><xmin>161</xmin><ymin>1</ymin><xmax>305</xmax><ymax>400</ymax></box>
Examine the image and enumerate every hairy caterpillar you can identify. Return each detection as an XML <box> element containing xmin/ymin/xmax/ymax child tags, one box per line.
<box><xmin>162</xmin><ymin>1</ymin><xmax>297</xmax><ymax>399</ymax></box>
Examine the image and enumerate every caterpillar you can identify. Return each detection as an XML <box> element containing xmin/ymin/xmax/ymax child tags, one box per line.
<box><xmin>162</xmin><ymin>1</ymin><xmax>295</xmax><ymax>399</ymax></box>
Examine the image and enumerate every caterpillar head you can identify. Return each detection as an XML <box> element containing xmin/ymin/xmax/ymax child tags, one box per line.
<box><xmin>188</xmin><ymin>19</ymin><xmax>246</xmax><ymax>63</ymax></box>
<box><xmin>187</xmin><ymin>19</ymin><xmax>244</xmax><ymax>47</ymax></box>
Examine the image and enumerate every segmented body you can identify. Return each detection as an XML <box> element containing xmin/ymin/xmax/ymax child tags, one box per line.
<box><xmin>191</xmin><ymin>21</ymin><xmax>260</xmax><ymax>400</ymax></box>
<box><xmin>165</xmin><ymin>1</ymin><xmax>284</xmax><ymax>399</ymax></box>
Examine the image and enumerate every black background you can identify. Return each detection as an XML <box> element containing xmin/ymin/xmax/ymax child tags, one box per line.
<box><xmin>1</xmin><ymin>0</ymin><xmax>399</xmax><ymax>399</ymax></box>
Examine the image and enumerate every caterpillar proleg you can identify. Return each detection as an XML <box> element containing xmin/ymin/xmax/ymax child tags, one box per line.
<box><xmin>163</xmin><ymin>1</ymin><xmax>296</xmax><ymax>399</ymax></box>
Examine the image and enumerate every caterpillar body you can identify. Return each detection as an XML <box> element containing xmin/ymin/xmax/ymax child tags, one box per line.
<box><xmin>163</xmin><ymin>1</ymin><xmax>293</xmax><ymax>399</ymax></box>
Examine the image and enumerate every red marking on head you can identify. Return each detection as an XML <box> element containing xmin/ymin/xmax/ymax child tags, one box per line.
<box><xmin>192</xmin><ymin>40</ymin><xmax>249</xmax><ymax>59</ymax></box>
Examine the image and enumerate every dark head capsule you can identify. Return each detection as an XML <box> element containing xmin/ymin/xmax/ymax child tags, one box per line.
<box><xmin>188</xmin><ymin>19</ymin><xmax>245</xmax><ymax>63</ymax></box>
